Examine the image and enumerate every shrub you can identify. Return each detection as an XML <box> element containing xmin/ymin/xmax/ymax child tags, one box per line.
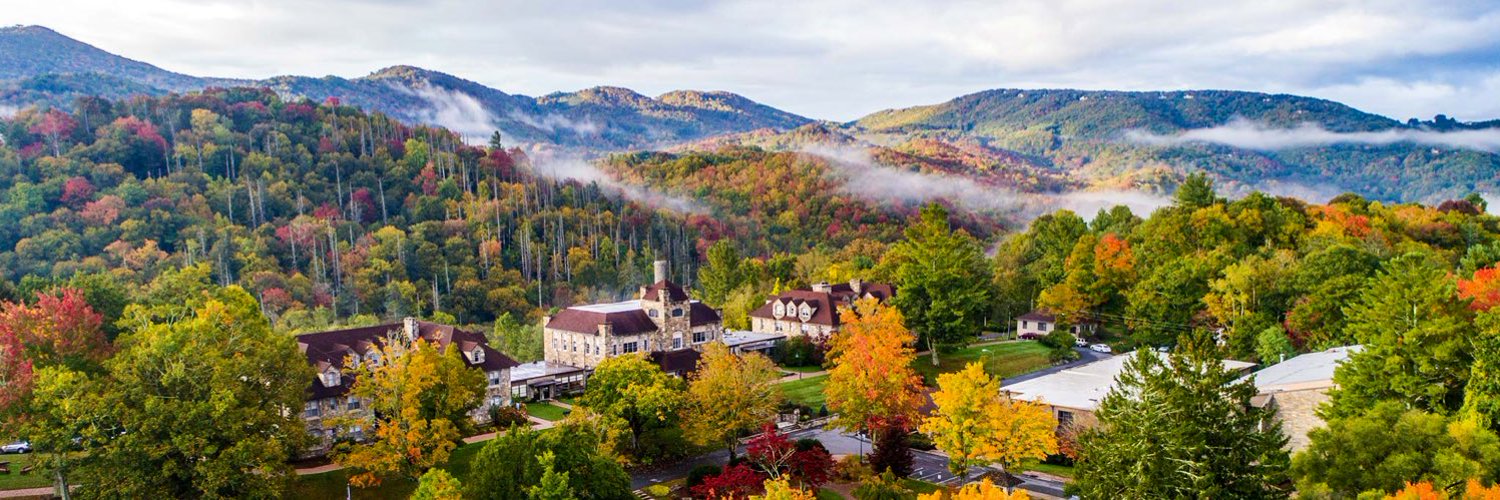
<box><xmin>646</xmin><ymin>484</ymin><xmax>672</xmax><ymax>498</ymax></box>
<box><xmin>686</xmin><ymin>464</ymin><xmax>723</xmax><ymax>489</ymax></box>
<box><xmin>489</xmin><ymin>405</ymin><xmax>529</xmax><ymax>429</ymax></box>
<box><xmin>834</xmin><ymin>454</ymin><xmax>872</xmax><ymax>482</ymax></box>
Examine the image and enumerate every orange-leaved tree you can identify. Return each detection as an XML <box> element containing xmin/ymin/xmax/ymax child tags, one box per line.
<box><xmin>1460</xmin><ymin>267</ymin><xmax>1500</xmax><ymax>311</ymax></box>
<box><xmin>825</xmin><ymin>297</ymin><xmax>924</xmax><ymax>443</ymax></box>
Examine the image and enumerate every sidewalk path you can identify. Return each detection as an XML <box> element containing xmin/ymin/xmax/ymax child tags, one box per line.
<box><xmin>0</xmin><ymin>487</ymin><xmax>53</xmax><ymax>499</ymax></box>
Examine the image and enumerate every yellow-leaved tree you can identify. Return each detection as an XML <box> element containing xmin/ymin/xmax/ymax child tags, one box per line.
<box><xmin>825</xmin><ymin>298</ymin><xmax>924</xmax><ymax>437</ymax></box>
<box><xmin>921</xmin><ymin>362</ymin><xmax>1058</xmax><ymax>478</ymax></box>
<box><xmin>683</xmin><ymin>341</ymin><xmax>783</xmax><ymax>459</ymax></box>
<box><xmin>918</xmin><ymin>479</ymin><xmax>1031</xmax><ymax>500</ymax></box>
<box><xmin>332</xmin><ymin>337</ymin><xmax>485</xmax><ymax>487</ymax></box>
<box><xmin>755</xmin><ymin>478</ymin><xmax>818</xmax><ymax>500</ymax></box>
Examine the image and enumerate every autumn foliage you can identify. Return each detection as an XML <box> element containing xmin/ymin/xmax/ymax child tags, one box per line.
<box><xmin>1460</xmin><ymin>267</ymin><xmax>1500</xmax><ymax>311</ymax></box>
<box><xmin>825</xmin><ymin>297</ymin><xmax>924</xmax><ymax>434</ymax></box>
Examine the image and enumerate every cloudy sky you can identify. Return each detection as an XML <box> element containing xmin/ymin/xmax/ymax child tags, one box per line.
<box><xmin>11</xmin><ymin>0</ymin><xmax>1500</xmax><ymax>121</ymax></box>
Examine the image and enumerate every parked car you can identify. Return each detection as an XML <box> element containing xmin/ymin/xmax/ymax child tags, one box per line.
<box><xmin>1089</xmin><ymin>343</ymin><xmax>1113</xmax><ymax>353</ymax></box>
<box><xmin>1155</xmin><ymin>346</ymin><xmax>1170</xmax><ymax>353</ymax></box>
<box><xmin>1</xmin><ymin>440</ymin><xmax>30</xmax><ymax>454</ymax></box>
<box><xmin>1074</xmin><ymin>338</ymin><xmax>1089</xmax><ymax>347</ymax></box>
<box><xmin>1018</xmin><ymin>332</ymin><xmax>1043</xmax><ymax>340</ymax></box>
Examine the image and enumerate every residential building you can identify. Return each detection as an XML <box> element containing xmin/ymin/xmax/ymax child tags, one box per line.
<box><xmin>1241</xmin><ymin>345</ymin><xmax>1361</xmax><ymax>451</ymax></box>
<box><xmin>297</xmin><ymin>318</ymin><xmax>519</xmax><ymax>454</ymax></box>
<box><xmin>1001</xmin><ymin>352</ymin><xmax>1255</xmax><ymax>429</ymax></box>
<box><xmin>1016</xmin><ymin>309</ymin><xmax>1097</xmax><ymax>339</ymax></box>
<box><xmin>748</xmin><ymin>279</ymin><xmax>895</xmax><ymax>340</ymax></box>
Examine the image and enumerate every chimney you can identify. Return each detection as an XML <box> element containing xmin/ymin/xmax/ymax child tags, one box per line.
<box><xmin>849</xmin><ymin>278</ymin><xmax>863</xmax><ymax>294</ymax></box>
<box><xmin>402</xmin><ymin>317</ymin><xmax>419</xmax><ymax>342</ymax></box>
<box><xmin>653</xmin><ymin>260</ymin><xmax>669</xmax><ymax>283</ymax></box>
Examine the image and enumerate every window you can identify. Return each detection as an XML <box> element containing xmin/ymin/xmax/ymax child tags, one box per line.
<box><xmin>320</xmin><ymin>370</ymin><xmax>341</xmax><ymax>388</ymax></box>
<box><xmin>347</xmin><ymin>398</ymin><xmax>361</xmax><ymax>411</ymax></box>
<box><xmin>488</xmin><ymin>372</ymin><xmax>502</xmax><ymax>386</ymax></box>
<box><xmin>1057</xmin><ymin>410</ymin><xmax>1074</xmax><ymax>428</ymax></box>
<box><xmin>303</xmin><ymin>401</ymin><xmax>321</xmax><ymax>418</ymax></box>
<box><xmin>672</xmin><ymin>308</ymin><xmax>683</xmax><ymax>317</ymax></box>
<box><xmin>649</xmin><ymin>309</ymin><xmax>659</xmax><ymax>318</ymax></box>
<box><xmin>470</xmin><ymin>348</ymin><xmax>485</xmax><ymax>363</ymax></box>
<box><xmin>623</xmin><ymin>342</ymin><xmax>639</xmax><ymax>353</ymax></box>
<box><xmin>693</xmin><ymin>331</ymin><xmax>706</xmax><ymax>343</ymax></box>
<box><xmin>1022</xmin><ymin>321</ymin><xmax>1029</xmax><ymax>329</ymax></box>
<box><xmin>610</xmin><ymin>344</ymin><xmax>617</xmax><ymax>355</ymax></box>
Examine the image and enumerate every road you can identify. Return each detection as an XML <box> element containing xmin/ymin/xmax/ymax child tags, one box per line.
<box><xmin>630</xmin><ymin>424</ymin><xmax>1070</xmax><ymax>498</ymax></box>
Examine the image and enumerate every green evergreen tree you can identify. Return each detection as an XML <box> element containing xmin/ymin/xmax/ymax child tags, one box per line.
<box><xmin>1292</xmin><ymin>402</ymin><xmax>1500</xmax><ymax>497</ymax></box>
<box><xmin>1071</xmin><ymin>332</ymin><xmax>1289</xmax><ymax>499</ymax></box>
<box><xmin>1174</xmin><ymin>172</ymin><xmax>1217</xmax><ymax>209</ymax></box>
<box><xmin>1326</xmin><ymin>252</ymin><xmax>1474</xmax><ymax>419</ymax></box>
<box><xmin>886</xmin><ymin>203</ymin><xmax>993</xmax><ymax>365</ymax></box>
<box><xmin>1463</xmin><ymin>310</ymin><xmax>1500</xmax><ymax>430</ymax></box>
<box><xmin>697</xmin><ymin>239</ymin><xmax>743</xmax><ymax>307</ymax></box>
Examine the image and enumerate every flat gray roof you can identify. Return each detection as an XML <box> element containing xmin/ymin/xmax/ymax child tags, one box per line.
<box><xmin>1002</xmin><ymin>352</ymin><xmax>1255</xmax><ymax>412</ymax></box>
<box><xmin>1241</xmin><ymin>345</ymin><xmax>1361</xmax><ymax>393</ymax></box>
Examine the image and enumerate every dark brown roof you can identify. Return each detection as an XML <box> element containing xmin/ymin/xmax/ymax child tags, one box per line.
<box><xmin>641</xmin><ymin>280</ymin><xmax>689</xmax><ymax>302</ymax></box>
<box><xmin>1017</xmin><ymin>310</ymin><xmax>1056</xmax><ymax>323</ymax></box>
<box><xmin>298</xmin><ymin>320</ymin><xmax>518</xmax><ymax>400</ymax></box>
<box><xmin>689</xmin><ymin>302</ymin><xmax>722</xmax><ymax>327</ymax></box>
<box><xmin>546</xmin><ymin>307</ymin><xmax>659</xmax><ymax>335</ymax></box>
<box><xmin>749</xmin><ymin>281</ymin><xmax>896</xmax><ymax>327</ymax></box>
<box><xmin>650</xmin><ymin>349</ymin><xmax>702</xmax><ymax>376</ymax></box>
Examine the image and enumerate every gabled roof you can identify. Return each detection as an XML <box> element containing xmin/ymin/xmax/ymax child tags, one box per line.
<box><xmin>748</xmin><ymin>281</ymin><xmax>895</xmax><ymax>327</ymax></box>
<box><xmin>1017</xmin><ymin>309</ymin><xmax>1097</xmax><ymax>325</ymax></box>
<box><xmin>298</xmin><ymin>320</ymin><xmax>518</xmax><ymax>401</ymax></box>
<box><xmin>546</xmin><ymin>300</ymin><xmax>659</xmax><ymax>335</ymax></box>
<box><xmin>642</xmin><ymin>280</ymin><xmax>689</xmax><ymax>302</ymax></box>
<box><xmin>688</xmin><ymin>302</ymin><xmax>722</xmax><ymax>326</ymax></box>
<box><xmin>650</xmin><ymin>349</ymin><xmax>702</xmax><ymax>376</ymax></box>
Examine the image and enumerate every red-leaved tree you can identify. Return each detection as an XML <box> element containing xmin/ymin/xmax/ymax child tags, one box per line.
<box><xmin>691</xmin><ymin>464</ymin><xmax>763</xmax><ymax>499</ymax></box>
<box><xmin>1460</xmin><ymin>266</ymin><xmax>1500</xmax><ymax>311</ymax></box>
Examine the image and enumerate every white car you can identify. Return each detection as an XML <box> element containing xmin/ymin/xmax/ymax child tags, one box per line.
<box><xmin>1</xmin><ymin>441</ymin><xmax>30</xmax><ymax>454</ymax></box>
<box><xmin>1089</xmin><ymin>343</ymin><xmax>1113</xmax><ymax>353</ymax></box>
<box><xmin>1074</xmin><ymin>338</ymin><xmax>1089</xmax><ymax>347</ymax></box>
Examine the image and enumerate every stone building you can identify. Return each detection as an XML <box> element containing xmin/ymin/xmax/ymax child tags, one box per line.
<box><xmin>1242</xmin><ymin>345</ymin><xmax>1361</xmax><ymax>451</ymax></box>
<box><xmin>748</xmin><ymin>279</ymin><xmax>894</xmax><ymax>341</ymax></box>
<box><xmin>297</xmin><ymin>318</ymin><xmax>518</xmax><ymax>455</ymax></box>
<box><xmin>538</xmin><ymin>260</ymin><xmax>724</xmax><ymax>370</ymax></box>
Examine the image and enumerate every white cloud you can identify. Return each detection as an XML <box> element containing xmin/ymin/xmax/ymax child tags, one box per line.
<box><xmin>529</xmin><ymin>155</ymin><xmax>706</xmax><ymax>214</ymax></box>
<box><xmin>0</xmin><ymin>105</ymin><xmax>17</xmax><ymax>119</ymax></box>
<box><xmin>1126</xmin><ymin>118</ymin><xmax>1500</xmax><ymax>152</ymax></box>
<box><xmin>400</xmin><ymin>83</ymin><xmax>497</xmax><ymax>143</ymax></box>
<box><xmin>802</xmin><ymin>145</ymin><xmax>1171</xmax><ymax>222</ymax></box>
<box><xmin>8</xmin><ymin>1</ymin><xmax>1500</xmax><ymax>121</ymax></box>
<box><xmin>506</xmin><ymin>110</ymin><xmax>601</xmax><ymax>136</ymax></box>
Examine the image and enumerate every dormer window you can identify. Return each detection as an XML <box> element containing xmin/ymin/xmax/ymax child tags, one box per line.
<box><xmin>320</xmin><ymin>369</ymin><xmax>341</xmax><ymax>388</ymax></box>
<box><xmin>799</xmin><ymin>303</ymin><xmax>814</xmax><ymax>322</ymax></box>
<box><xmin>772</xmin><ymin>301</ymin><xmax>786</xmax><ymax>319</ymax></box>
<box><xmin>469</xmin><ymin>347</ymin><xmax>485</xmax><ymax>364</ymax></box>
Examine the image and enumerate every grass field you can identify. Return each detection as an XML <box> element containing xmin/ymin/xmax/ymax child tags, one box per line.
<box><xmin>0</xmin><ymin>453</ymin><xmax>50</xmax><ymax>490</ymax></box>
<box><xmin>779</xmin><ymin>364</ymin><xmax>825</xmax><ymax>373</ymax></box>
<box><xmin>1018</xmin><ymin>459</ymin><xmax>1075</xmax><ymax>479</ymax></box>
<box><xmin>911</xmin><ymin>342</ymin><xmax>1053</xmax><ymax>386</ymax></box>
<box><xmin>779</xmin><ymin>374</ymin><xmax>829</xmax><ymax>408</ymax></box>
<box><xmin>525</xmin><ymin>401</ymin><xmax>570</xmax><ymax>421</ymax></box>
<box><xmin>901</xmin><ymin>478</ymin><xmax>944</xmax><ymax>494</ymax></box>
<box><xmin>289</xmin><ymin>440</ymin><xmax>486</xmax><ymax>499</ymax></box>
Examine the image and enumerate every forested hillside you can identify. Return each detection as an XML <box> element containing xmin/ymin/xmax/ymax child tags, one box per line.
<box><xmin>847</xmin><ymin>89</ymin><xmax>1500</xmax><ymax>201</ymax></box>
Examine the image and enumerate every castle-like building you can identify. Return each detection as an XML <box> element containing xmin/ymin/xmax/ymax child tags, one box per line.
<box><xmin>542</xmin><ymin>261</ymin><xmax>724</xmax><ymax>369</ymax></box>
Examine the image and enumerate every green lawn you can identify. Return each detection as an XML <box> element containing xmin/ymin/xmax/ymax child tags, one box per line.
<box><xmin>779</xmin><ymin>364</ymin><xmax>825</xmax><ymax>373</ymax></box>
<box><xmin>901</xmin><ymin>478</ymin><xmax>943</xmax><ymax>494</ymax></box>
<box><xmin>911</xmin><ymin>342</ymin><xmax>1054</xmax><ymax>386</ymax></box>
<box><xmin>525</xmin><ymin>401</ymin><xmax>570</xmax><ymax>421</ymax></box>
<box><xmin>1018</xmin><ymin>459</ymin><xmax>1075</xmax><ymax>479</ymax></box>
<box><xmin>816</xmin><ymin>487</ymin><xmax>845</xmax><ymax>499</ymax></box>
<box><xmin>0</xmin><ymin>453</ymin><xmax>51</xmax><ymax>490</ymax></box>
<box><xmin>290</xmin><ymin>440</ymin><xmax>485</xmax><ymax>499</ymax></box>
<box><xmin>779</xmin><ymin>374</ymin><xmax>829</xmax><ymax>408</ymax></box>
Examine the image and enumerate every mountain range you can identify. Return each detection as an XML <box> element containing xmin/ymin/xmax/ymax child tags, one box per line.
<box><xmin>3</xmin><ymin>24</ymin><xmax>1498</xmax><ymax>203</ymax></box>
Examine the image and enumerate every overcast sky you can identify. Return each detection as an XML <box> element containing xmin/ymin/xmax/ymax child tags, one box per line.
<box><xmin>11</xmin><ymin>0</ymin><xmax>1500</xmax><ymax>121</ymax></box>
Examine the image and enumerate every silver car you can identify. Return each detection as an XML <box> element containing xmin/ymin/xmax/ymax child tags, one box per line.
<box><xmin>1089</xmin><ymin>343</ymin><xmax>1113</xmax><ymax>353</ymax></box>
<box><xmin>1</xmin><ymin>440</ymin><xmax>30</xmax><ymax>454</ymax></box>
